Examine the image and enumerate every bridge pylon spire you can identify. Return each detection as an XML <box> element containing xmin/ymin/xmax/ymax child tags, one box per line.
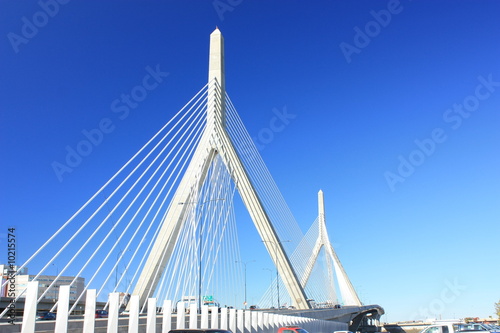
<box><xmin>208</xmin><ymin>27</ymin><xmax>226</xmax><ymax>132</ymax></box>
<box><xmin>131</xmin><ymin>28</ymin><xmax>309</xmax><ymax>310</ymax></box>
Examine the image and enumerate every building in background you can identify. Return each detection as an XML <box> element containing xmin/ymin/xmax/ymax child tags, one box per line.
<box><xmin>0</xmin><ymin>264</ymin><xmax>85</xmax><ymax>301</ymax></box>
<box><xmin>0</xmin><ymin>265</ymin><xmax>28</xmax><ymax>297</ymax></box>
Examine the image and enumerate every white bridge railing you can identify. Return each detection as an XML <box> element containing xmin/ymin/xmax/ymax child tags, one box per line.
<box><xmin>20</xmin><ymin>281</ymin><xmax>347</xmax><ymax>333</ymax></box>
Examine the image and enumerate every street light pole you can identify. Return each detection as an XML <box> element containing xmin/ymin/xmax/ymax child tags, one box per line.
<box><xmin>262</xmin><ymin>240</ymin><xmax>290</xmax><ymax>310</ymax></box>
<box><xmin>179</xmin><ymin>198</ymin><xmax>224</xmax><ymax>311</ymax></box>
<box><xmin>235</xmin><ymin>260</ymin><xmax>255</xmax><ymax>309</ymax></box>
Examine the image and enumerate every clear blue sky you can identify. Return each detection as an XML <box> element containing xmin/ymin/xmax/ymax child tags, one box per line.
<box><xmin>1</xmin><ymin>0</ymin><xmax>499</xmax><ymax>323</ymax></box>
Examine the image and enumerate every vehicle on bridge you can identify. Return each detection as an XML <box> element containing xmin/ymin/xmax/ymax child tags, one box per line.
<box><xmin>420</xmin><ymin>322</ymin><xmax>500</xmax><ymax>333</ymax></box>
<box><xmin>277</xmin><ymin>326</ymin><xmax>310</xmax><ymax>333</ymax></box>
<box><xmin>36</xmin><ymin>311</ymin><xmax>56</xmax><ymax>320</ymax></box>
<box><xmin>169</xmin><ymin>329</ymin><xmax>232</xmax><ymax>333</ymax></box>
<box><xmin>459</xmin><ymin>323</ymin><xmax>500</xmax><ymax>333</ymax></box>
<box><xmin>95</xmin><ymin>310</ymin><xmax>109</xmax><ymax>318</ymax></box>
<box><xmin>485</xmin><ymin>325</ymin><xmax>500</xmax><ymax>332</ymax></box>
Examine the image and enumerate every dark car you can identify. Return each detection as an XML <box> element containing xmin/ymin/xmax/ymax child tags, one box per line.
<box><xmin>95</xmin><ymin>310</ymin><xmax>109</xmax><ymax>318</ymax></box>
<box><xmin>168</xmin><ymin>329</ymin><xmax>232</xmax><ymax>333</ymax></box>
<box><xmin>36</xmin><ymin>312</ymin><xmax>56</xmax><ymax>320</ymax></box>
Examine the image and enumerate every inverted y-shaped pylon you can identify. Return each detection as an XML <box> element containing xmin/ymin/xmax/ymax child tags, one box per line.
<box><xmin>301</xmin><ymin>190</ymin><xmax>362</xmax><ymax>306</ymax></box>
<box><xmin>132</xmin><ymin>28</ymin><xmax>310</xmax><ymax>310</ymax></box>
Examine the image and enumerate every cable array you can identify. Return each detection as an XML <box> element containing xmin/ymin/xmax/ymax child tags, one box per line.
<box><xmin>0</xmin><ymin>83</ymin><xmax>213</xmax><ymax>317</ymax></box>
<box><xmin>225</xmin><ymin>94</ymin><xmax>305</xmax><ymax>250</ymax></box>
<box><xmin>257</xmin><ymin>216</ymin><xmax>340</xmax><ymax>308</ymax></box>
<box><xmin>225</xmin><ymin>92</ymin><xmax>343</xmax><ymax>308</ymax></box>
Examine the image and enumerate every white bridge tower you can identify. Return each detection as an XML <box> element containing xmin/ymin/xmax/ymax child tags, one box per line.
<box><xmin>301</xmin><ymin>190</ymin><xmax>362</xmax><ymax>306</ymax></box>
<box><xmin>131</xmin><ymin>28</ymin><xmax>310</xmax><ymax>310</ymax></box>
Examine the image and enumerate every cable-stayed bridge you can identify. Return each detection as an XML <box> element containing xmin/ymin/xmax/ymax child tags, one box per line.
<box><xmin>0</xmin><ymin>28</ymin><xmax>383</xmax><ymax>332</ymax></box>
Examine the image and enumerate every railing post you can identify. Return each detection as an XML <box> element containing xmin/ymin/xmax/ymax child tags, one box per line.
<box><xmin>220</xmin><ymin>307</ymin><xmax>228</xmax><ymax>329</ymax></box>
<box><xmin>107</xmin><ymin>292</ymin><xmax>120</xmax><ymax>333</ymax></box>
<box><xmin>162</xmin><ymin>299</ymin><xmax>172</xmax><ymax>333</ymax></box>
<box><xmin>269</xmin><ymin>313</ymin><xmax>275</xmax><ymax>333</ymax></box>
<box><xmin>128</xmin><ymin>295</ymin><xmax>140</xmax><ymax>333</ymax></box>
<box><xmin>237</xmin><ymin>309</ymin><xmax>244</xmax><ymax>333</ymax></box>
<box><xmin>256</xmin><ymin>312</ymin><xmax>263</xmax><ymax>333</ymax></box>
<box><xmin>276</xmin><ymin>314</ymin><xmax>283</xmax><ymax>330</ymax></box>
<box><xmin>201</xmin><ymin>305</ymin><xmax>209</xmax><ymax>328</ymax></box>
<box><xmin>263</xmin><ymin>312</ymin><xmax>269</xmax><ymax>333</ymax></box>
<box><xmin>210</xmin><ymin>306</ymin><xmax>220</xmax><ymax>328</ymax></box>
<box><xmin>83</xmin><ymin>289</ymin><xmax>96</xmax><ymax>333</ymax></box>
<box><xmin>21</xmin><ymin>280</ymin><xmax>38</xmax><ymax>333</ymax></box>
<box><xmin>54</xmin><ymin>285</ymin><xmax>70</xmax><ymax>333</ymax></box>
<box><xmin>245</xmin><ymin>310</ymin><xmax>252</xmax><ymax>333</ymax></box>
<box><xmin>267</xmin><ymin>313</ymin><xmax>273</xmax><ymax>333</ymax></box>
<box><xmin>189</xmin><ymin>303</ymin><xmax>197</xmax><ymax>328</ymax></box>
<box><xmin>210</xmin><ymin>306</ymin><xmax>218</xmax><ymax>328</ymax></box>
<box><xmin>229</xmin><ymin>308</ymin><xmax>237</xmax><ymax>333</ymax></box>
<box><xmin>146</xmin><ymin>298</ymin><xmax>156</xmax><ymax>333</ymax></box>
<box><xmin>177</xmin><ymin>302</ymin><xmax>185</xmax><ymax>329</ymax></box>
